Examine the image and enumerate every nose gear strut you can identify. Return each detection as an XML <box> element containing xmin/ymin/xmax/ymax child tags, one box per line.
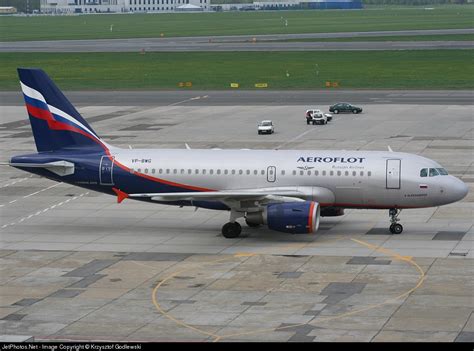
<box><xmin>389</xmin><ymin>208</ymin><xmax>403</xmax><ymax>234</ymax></box>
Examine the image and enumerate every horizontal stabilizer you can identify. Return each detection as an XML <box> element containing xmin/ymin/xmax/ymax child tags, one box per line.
<box><xmin>9</xmin><ymin>160</ymin><xmax>74</xmax><ymax>176</ymax></box>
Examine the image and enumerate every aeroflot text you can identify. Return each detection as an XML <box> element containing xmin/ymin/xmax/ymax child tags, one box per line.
<box><xmin>297</xmin><ymin>157</ymin><xmax>365</xmax><ymax>163</ymax></box>
<box><xmin>1</xmin><ymin>344</ymin><xmax>142</xmax><ymax>351</ymax></box>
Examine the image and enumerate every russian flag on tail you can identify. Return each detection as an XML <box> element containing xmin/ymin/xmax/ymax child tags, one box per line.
<box><xmin>18</xmin><ymin>68</ymin><xmax>107</xmax><ymax>153</ymax></box>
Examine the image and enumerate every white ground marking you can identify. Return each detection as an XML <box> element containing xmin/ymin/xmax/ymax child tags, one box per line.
<box><xmin>0</xmin><ymin>182</ymin><xmax>62</xmax><ymax>207</ymax></box>
<box><xmin>0</xmin><ymin>192</ymin><xmax>89</xmax><ymax>229</ymax></box>
<box><xmin>0</xmin><ymin>176</ymin><xmax>32</xmax><ymax>189</ymax></box>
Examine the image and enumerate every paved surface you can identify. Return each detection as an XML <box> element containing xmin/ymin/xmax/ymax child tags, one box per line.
<box><xmin>1</xmin><ymin>90</ymin><xmax>473</xmax><ymax>106</ymax></box>
<box><xmin>1</xmin><ymin>29</ymin><xmax>473</xmax><ymax>53</ymax></box>
<box><xmin>2</xmin><ymin>36</ymin><xmax>472</xmax><ymax>52</ymax></box>
<box><xmin>0</xmin><ymin>100</ymin><xmax>473</xmax><ymax>342</ymax></box>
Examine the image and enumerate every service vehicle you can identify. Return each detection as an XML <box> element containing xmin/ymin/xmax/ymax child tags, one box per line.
<box><xmin>257</xmin><ymin>120</ymin><xmax>274</xmax><ymax>134</ymax></box>
<box><xmin>329</xmin><ymin>103</ymin><xmax>362</xmax><ymax>114</ymax></box>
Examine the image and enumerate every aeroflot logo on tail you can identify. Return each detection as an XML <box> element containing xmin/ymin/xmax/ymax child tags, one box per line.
<box><xmin>297</xmin><ymin>157</ymin><xmax>366</xmax><ymax>163</ymax></box>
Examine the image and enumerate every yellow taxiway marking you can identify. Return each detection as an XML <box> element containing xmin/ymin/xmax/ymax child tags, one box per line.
<box><xmin>151</xmin><ymin>237</ymin><xmax>426</xmax><ymax>342</ymax></box>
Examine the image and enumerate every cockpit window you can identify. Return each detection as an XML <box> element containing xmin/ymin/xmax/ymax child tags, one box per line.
<box><xmin>420</xmin><ymin>168</ymin><xmax>428</xmax><ymax>177</ymax></box>
<box><xmin>429</xmin><ymin>168</ymin><xmax>439</xmax><ymax>177</ymax></box>
<box><xmin>437</xmin><ymin>168</ymin><xmax>448</xmax><ymax>175</ymax></box>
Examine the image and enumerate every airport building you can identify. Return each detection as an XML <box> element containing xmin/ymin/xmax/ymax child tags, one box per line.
<box><xmin>214</xmin><ymin>0</ymin><xmax>362</xmax><ymax>11</ymax></box>
<box><xmin>40</xmin><ymin>0</ymin><xmax>209</xmax><ymax>14</ymax></box>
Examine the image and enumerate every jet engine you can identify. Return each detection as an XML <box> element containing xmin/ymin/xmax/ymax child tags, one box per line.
<box><xmin>246</xmin><ymin>201</ymin><xmax>320</xmax><ymax>234</ymax></box>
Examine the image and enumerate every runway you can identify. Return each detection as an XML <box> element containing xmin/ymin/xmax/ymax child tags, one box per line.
<box><xmin>1</xmin><ymin>90</ymin><xmax>473</xmax><ymax>106</ymax></box>
<box><xmin>1</xmin><ymin>29</ymin><xmax>473</xmax><ymax>52</ymax></box>
<box><xmin>0</xmin><ymin>97</ymin><xmax>473</xmax><ymax>342</ymax></box>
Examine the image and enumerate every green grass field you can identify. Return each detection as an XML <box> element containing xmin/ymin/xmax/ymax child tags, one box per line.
<box><xmin>278</xmin><ymin>34</ymin><xmax>474</xmax><ymax>42</ymax></box>
<box><xmin>1</xmin><ymin>6</ymin><xmax>473</xmax><ymax>41</ymax></box>
<box><xmin>1</xmin><ymin>50</ymin><xmax>472</xmax><ymax>90</ymax></box>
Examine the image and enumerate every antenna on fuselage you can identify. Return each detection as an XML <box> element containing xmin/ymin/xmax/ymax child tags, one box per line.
<box><xmin>387</xmin><ymin>145</ymin><xmax>393</xmax><ymax>152</ymax></box>
<box><xmin>185</xmin><ymin>143</ymin><xmax>191</xmax><ymax>150</ymax></box>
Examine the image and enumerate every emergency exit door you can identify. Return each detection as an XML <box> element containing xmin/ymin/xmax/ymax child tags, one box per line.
<box><xmin>386</xmin><ymin>159</ymin><xmax>401</xmax><ymax>189</ymax></box>
<box><xmin>267</xmin><ymin>166</ymin><xmax>276</xmax><ymax>182</ymax></box>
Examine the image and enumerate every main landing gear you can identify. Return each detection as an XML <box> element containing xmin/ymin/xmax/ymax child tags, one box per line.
<box><xmin>389</xmin><ymin>208</ymin><xmax>403</xmax><ymax>234</ymax></box>
<box><xmin>221</xmin><ymin>210</ymin><xmax>244</xmax><ymax>238</ymax></box>
<box><xmin>222</xmin><ymin>222</ymin><xmax>242</xmax><ymax>238</ymax></box>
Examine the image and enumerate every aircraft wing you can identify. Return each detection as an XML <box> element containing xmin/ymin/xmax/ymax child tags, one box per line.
<box><xmin>129</xmin><ymin>188</ymin><xmax>308</xmax><ymax>209</ymax></box>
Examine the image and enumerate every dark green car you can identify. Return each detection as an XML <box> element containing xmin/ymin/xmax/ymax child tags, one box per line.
<box><xmin>329</xmin><ymin>102</ymin><xmax>362</xmax><ymax>114</ymax></box>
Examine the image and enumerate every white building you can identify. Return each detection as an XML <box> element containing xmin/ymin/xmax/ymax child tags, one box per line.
<box><xmin>40</xmin><ymin>0</ymin><xmax>209</xmax><ymax>14</ymax></box>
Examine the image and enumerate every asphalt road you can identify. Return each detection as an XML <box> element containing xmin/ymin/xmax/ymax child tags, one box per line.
<box><xmin>1</xmin><ymin>90</ymin><xmax>473</xmax><ymax>106</ymax></box>
<box><xmin>1</xmin><ymin>29</ymin><xmax>473</xmax><ymax>52</ymax></box>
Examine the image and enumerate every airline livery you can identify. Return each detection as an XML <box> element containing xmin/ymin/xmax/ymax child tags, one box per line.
<box><xmin>9</xmin><ymin>69</ymin><xmax>468</xmax><ymax>238</ymax></box>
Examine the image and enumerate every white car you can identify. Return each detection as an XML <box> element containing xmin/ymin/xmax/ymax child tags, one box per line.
<box><xmin>258</xmin><ymin>120</ymin><xmax>274</xmax><ymax>135</ymax></box>
<box><xmin>306</xmin><ymin>109</ymin><xmax>332</xmax><ymax>124</ymax></box>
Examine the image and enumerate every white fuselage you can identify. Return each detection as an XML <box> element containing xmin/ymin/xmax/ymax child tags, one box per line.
<box><xmin>111</xmin><ymin>149</ymin><xmax>467</xmax><ymax>209</ymax></box>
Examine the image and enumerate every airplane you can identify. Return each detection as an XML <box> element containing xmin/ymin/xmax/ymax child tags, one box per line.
<box><xmin>8</xmin><ymin>68</ymin><xmax>469</xmax><ymax>238</ymax></box>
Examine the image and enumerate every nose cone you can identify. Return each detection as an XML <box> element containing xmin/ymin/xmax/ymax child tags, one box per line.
<box><xmin>448</xmin><ymin>177</ymin><xmax>469</xmax><ymax>203</ymax></box>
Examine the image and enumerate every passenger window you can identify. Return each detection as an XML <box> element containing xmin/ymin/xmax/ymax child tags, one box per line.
<box><xmin>137</xmin><ymin>168</ymin><xmax>141</xmax><ymax>173</ymax></box>
<box><xmin>292</xmin><ymin>170</ymin><xmax>296</xmax><ymax>176</ymax></box>
<box><xmin>420</xmin><ymin>168</ymin><xmax>428</xmax><ymax>177</ymax></box>
<box><xmin>195</xmin><ymin>169</ymin><xmax>199</xmax><ymax>174</ymax></box>
<box><xmin>330</xmin><ymin>171</ymin><xmax>334</xmax><ymax>176</ymax></box>
<box><xmin>261</xmin><ymin>170</ymin><xmax>265</xmax><ymax>175</ymax></box>
<box><xmin>217</xmin><ymin>169</ymin><xmax>221</xmax><ymax>175</ymax></box>
<box><xmin>210</xmin><ymin>169</ymin><xmax>214</xmax><ymax>175</ymax></box>
<box><xmin>429</xmin><ymin>168</ymin><xmax>439</xmax><ymax>177</ymax></box>
<box><xmin>352</xmin><ymin>171</ymin><xmax>356</xmax><ymax>176</ymax></box>
<box><xmin>360</xmin><ymin>171</ymin><xmax>364</xmax><ymax>176</ymax></box>
<box><xmin>188</xmin><ymin>169</ymin><xmax>192</xmax><ymax>174</ymax></box>
<box><xmin>246</xmin><ymin>170</ymin><xmax>250</xmax><ymax>175</ymax></box>
<box><xmin>337</xmin><ymin>171</ymin><xmax>341</xmax><ymax>176</ymax></box>
<box><xmin>173</xmin><ymin>169</ymin><xmax>177</xmax><ymax>174</ymax></box>
<box><xmin>315</xmin><ymin>171</ymin><xmax>319</xmax><ymax>176</ymax></box>
<box><xmin>281</xmin><ymin>170</ymin><xmax>286</xmax><ymax>176</ymax></box>
<box><xmin>322</xmin><ymin>171</ymin><xmax>326</xmax><ymax>176</ymax></box>
<box><xmin>300</xmin><ymin>170</ymin><xmax>304</xmax><ymax>176</ymax></box>
<box><xmin>231</xmin><ymin>170</ymin><xmax>236</xmax><ymax>175</ymax></box>
<box><xmin>180</xmin><ymin>169</ymin><xmax>185</xmax><ymax>174</ymax></box>
<box><xmin>254</xmin><ymin>170</ymin><xmax>258</xmax><ymax>175</ymax></box>
<box><xmin>224</xmin><ymin>170</ymin><xmax>228</xmax><ymax>175</ymax></box>
<box><xmin>368</xmin><ymin>171</ymin><xmax>372</xmax><ymax>177</ymax></box>
<box><xmin>203</xmin><ymin>169</ymin><xmax>207</xmax><ymax>175</ymax></box>
<box><xmin>307</xmin><ymin>171</ymin><xmax>311</xmax><ymax>176</ymax></box>
<box><xmin>239</xmin><ymin>170</ymin><xmax>243</xmax><ymax>175</ymax></box>
<box><xmin>144</xmin><ymin>169</ymin><xmax>149</xmax><ymax>174</ymax></box>
<box><xmin>159</xmin><ymin>169</ymin><xmax>163</xmax><ymax>174</ymax></box>
<box><xmin>166</xmin><ymin>169</ymin><xmax>170</xmax><ymax>174</ymax></box>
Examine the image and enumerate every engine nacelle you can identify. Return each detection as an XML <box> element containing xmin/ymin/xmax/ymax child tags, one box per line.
<box><xmin>267</xmin><ymin>201</ymin><xmax>320</xmax><ymax>234</ymax></box>
<box><xmin>320</xmin><ymin>207</ymin><xmax>345</xmax><ymax>217</ymax></box>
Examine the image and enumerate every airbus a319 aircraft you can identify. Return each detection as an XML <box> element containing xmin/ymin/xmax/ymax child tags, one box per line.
<box><xmin>9</xmin><ymin>69</ymin><xmax>469</xmax><ymax>238</ymax></box>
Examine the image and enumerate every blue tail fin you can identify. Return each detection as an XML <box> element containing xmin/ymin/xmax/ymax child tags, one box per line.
<box><xmin>18</xmin><ymin>68</ymin><xmax>105</xmax><ymax>152</ymax></box>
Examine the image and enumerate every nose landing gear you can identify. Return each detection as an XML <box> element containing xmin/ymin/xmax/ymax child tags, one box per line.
<box><xmin>389</xmin><ymin>208</ymin><xmax>403</xmax><ymax>234</ymax></box>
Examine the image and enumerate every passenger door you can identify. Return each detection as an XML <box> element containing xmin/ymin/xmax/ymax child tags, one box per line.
<box><xmin>386</xmin><ymin>159</ymin><xmax>401</xmax><ymax>189</ymax></box>
<box><xmin>99</xmin><ymin>156</ymin><xmax>114</xmax><ymax>185</ymax></box>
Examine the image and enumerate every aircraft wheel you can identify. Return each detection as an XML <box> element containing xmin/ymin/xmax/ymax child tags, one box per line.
<box><xmin>389</xmin><ymin>223</ymin><xmax>403</xmax><ymax>235</ymax></box>
<box><xmin>245</xmin><ymin>219</ymin><xmax>260</xmax><ymax>228</ymax></box>
<box><xmin>222</xmin><ymin>222</ymin><xmax>242</xmax><ymax>238</ymax></box>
